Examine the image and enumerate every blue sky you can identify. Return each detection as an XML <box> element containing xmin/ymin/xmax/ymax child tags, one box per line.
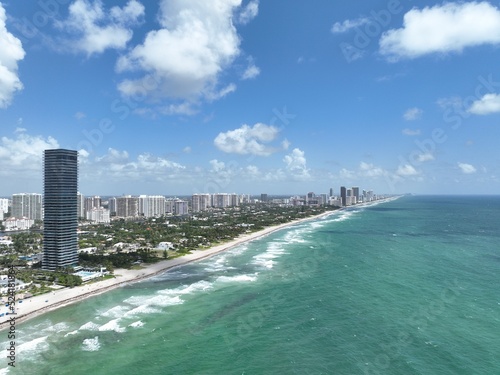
<box><xmin>1</xmin><ymin>0</ymin><xmax>500</xmax><ymax>196</ymax></box>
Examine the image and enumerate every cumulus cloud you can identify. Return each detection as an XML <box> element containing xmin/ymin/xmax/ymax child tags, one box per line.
<box><xmin>403</xmin><ymin>107</ymin><xmax>423</xmax><ymax>121</ymax></box>
<box><xmin>56</xmin><ymin>0</ymin><xmax>144</xmax><ymax>55</ymax></box>
<box><xmin>238</xmin><ymin>0</ymin><xmax>259</xmax><ymax>25</ymax></box>
<box><xmin>468</xmin><ymin>93</ymin><xmax>500</xmax><ymax>115</ymax></box>
<box><xmin>0</xmin><ymin>4</ymin><xmax>25</xmax><ymax>108</ymax></box>
<box><xmin>380</xmin><ymin>2</ymin><xmax>500</xmax><ymax>60</ymax></box>
<box><xmin>457</xmin><ymin>162</ymin><xmax>476</xmax><ymax>174</ymax></box>
<box><xmin>242</xmin><ymin>58</ymin><xmax>260</xmax><ymax>80</ymax></box>
<box><xmin>396</xmin><ymin>164</ymin><xmax>419</xmax><ymax>176</ymax></box>
<box><xmin>214</xmin><ymin>123</ymin><xmax>280</xmax><ymax>156</ymax></box>
<box><xmin>417</xmin><ymin>153</ymin><xmax>434</xmax><ymax>162</ymax></box>
<box><xmin>117</xmin><ymin>0</ymin><xmax>249</xmax><ymax>105</ymax></box>
<box><xmin>331</xmin><ymin>17</ymin><xmax>369</xmax><ymax>33</ymax></box>
<box><xmin>283</xmin><ymin>148</ymin><xmax>310</xmax><ymax>178</ymax></box>
<box><xmin>0</xmin><ymin>132</ymin><xmax>59</xmax><ymax>174</ymax></box>
<box><xmin>402</xmin><ymin>128</ymin><xmax>421</xmax><ymax>136</ymax></box>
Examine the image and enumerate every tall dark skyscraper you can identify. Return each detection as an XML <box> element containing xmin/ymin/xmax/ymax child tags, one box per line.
<box><xmin>340</xmin><ymin>186</ymin><xmax>347</xmax><ymax>207</ymax></box>
<box><xmin>42</xmin><ymin>149</ymin><xmax>79</xmax><ymax>271</ymax></box>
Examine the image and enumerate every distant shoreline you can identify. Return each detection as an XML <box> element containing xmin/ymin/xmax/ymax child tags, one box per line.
<box><xmin>0</xmin><ymin>197</ymin><xmax>399</xmax><ymax>330</ymax></box>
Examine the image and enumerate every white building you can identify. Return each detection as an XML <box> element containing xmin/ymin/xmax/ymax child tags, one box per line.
<box><xmin>116</xmin><ymin>196</ymin><xmax>138</xmax><ymax>217</ymax></box>
<box><xmin>77</xmin><ymin>193</ymin><xmax>85</xmax><ymax>218</ymax></box>
<box><xmin>138</xmin><ymin>195</ymin><xmax>166</xmax><ymax>217</ymax></box>
<box><xmin>175</xmin><ymin>200</ymin><xmax>189</xmax><ymax>215</ymax></box>
<box><xmin>4</xmin><ymin>217</ymin><xmax>34</xmax><ymax>231</ymax></box>
<box><xmin>11</xmin><ymin>193</ymin><xmax>42</xmax><ymax>220</ymax></box>
<box><xmin>191</xmin><ymin>194</ymin><xmax>211</xmax><ymax>212</ymax></box>
<box><xmin>86</xmin><ymin>208</ymin><xmax>110</xmax><ymax>223</ymax></box>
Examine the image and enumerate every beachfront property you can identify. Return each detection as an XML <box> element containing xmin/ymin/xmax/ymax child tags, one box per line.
<box><xmin>42</xmin><ymin>149</ymin><xmax>79</xmax><ymax>271</ymax></box>
<box><xmin>0</xmin><ymin>275</ymin><xmax>31</xmax><ymax>295</ymax></box>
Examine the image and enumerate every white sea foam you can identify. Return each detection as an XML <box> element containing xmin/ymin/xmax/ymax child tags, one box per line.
<box><xmin>124</xmin><ymin>305</ymin><xmax>162</xmax><ymax>317</ymax></box>
<box><xmin>159</xmin><ymin>280</ymin><xmax>213</xmax><ymax>296</ymax></box>
<box><xmin>82</xmin><ymin>336</ymin><xmax>100</xmax><ymax>352</ymax></box>
<box><xmin>129</xmin><ymin>321</ymin><xmax>144</xmax><ymax>328</ymax></box>
<box><xmin>98</xmin><ymin>319</ymin><xmax>125</xmax><ymax>333</ymax></box>
<box><xmin>100</xmin><ymin>305</ymin><xmax>128</xmax><ymax>319</ymax></box>
<box><xmin>216</xmin><ymin>274</ymin><xmax>258</xmax><ymax>283</ymax></box>
<box><xmin>79</xmin><ymin>321</ymin><xmax>100</xmax><ymax>331</ymax></box>
<box><xmin>64</xmin><ymin>330</ymin><xmax>79</xmax><ymax>337</ymax></box>
<box><xmin>0</xmin><ymin>367</ymin><xmax>9</xmax><ymax>374</ymax></box>
<box><xmin>17</xmin><ymin>336</ymin><xmax>49</xmax><ymax>357</ymax></box>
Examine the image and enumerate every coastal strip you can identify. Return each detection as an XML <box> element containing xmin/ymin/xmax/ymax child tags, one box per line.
<box><xmin>0</xmin><ymin>209</ymin><xmax>336</xmax><ymax>330</ymax></box>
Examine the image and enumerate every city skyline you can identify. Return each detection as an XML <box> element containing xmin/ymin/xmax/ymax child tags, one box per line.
<box><xmin>1</xmin><ymin>1</ymin><xmax>500</xmax><ymax>195</ymax></box>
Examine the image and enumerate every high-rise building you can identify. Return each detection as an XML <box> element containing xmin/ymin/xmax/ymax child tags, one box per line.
<box><xmin>352</xmin><ymin>187</ymin><xmax>359</xmax><ymax>204</ymax></box>
<box><xmin>174</xmin><ymin>200</ymin><xmax>189</xmax><ymax>215</ymax></box>
<box><xmin>42</xmin><ymin>149</ymin><xmax>79</xmax><ymax>271</ymax></box>
<box><xmin>84</xmin><ymin>196</ymin><xmax>101</xmax><ymax>214</ymax></box>
<box><xmin>0</xmin><ymin>198</ymin><xmax>8</xmax><ymax>221</ymax></box>
<box><xmin>260</xmin><ymin>193</ymin><xmax>268</xmax><ymax>203</ymax></box>
<box><xmin>340</xmin><ymin>186</ymin><xmax>347</xmax><ymax>206</ymax></box>
<box><xmin>116</xmin><ymin>196</ymin><xmax>138</xmax><ymax>217</ymax></box>
<box><xmin>138</xmin><ymin>195</ymin><xmax>165</xmax><ymax>217</ymax></box>
<box><xmin>77</xmin><ymin>192</ymin><xmax>85</xmax><ymax>219</ymax></box>
<box><xmin>191</xmin><ymin>194</ymin><xmax>211</xmax><ymax>212</ymax></box>
<box><xmin>11</xmin><ymin>193</ymin><xmax>42</xmax><ymax>220</ymax></box>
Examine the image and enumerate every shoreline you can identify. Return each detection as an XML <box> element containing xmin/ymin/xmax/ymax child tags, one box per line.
<box><xmin>0</xmin><ymin>197</ymin><xmax>400</xmax><ymax>330</ymax></box>
<box><xmin>0</xmin><ymin>209</ymin><xmax>336</xmax><ymax>330</ymax></box>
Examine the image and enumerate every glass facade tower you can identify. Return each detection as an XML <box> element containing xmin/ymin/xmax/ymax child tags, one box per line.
<box><xmin>42</xmin><ymin>149</ymin><xmax>79</xmax><ymax>271</ymax></box>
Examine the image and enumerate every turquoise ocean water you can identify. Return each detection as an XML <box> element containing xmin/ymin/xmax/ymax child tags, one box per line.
<box><xmin>2</xmin><ymin>195</ymin><xmax>500</xmax><ymax>374</ymax></box>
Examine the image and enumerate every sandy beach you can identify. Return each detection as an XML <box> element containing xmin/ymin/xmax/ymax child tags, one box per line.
<box><xmin>0</xmin><ymin>209</ymin><xmax>338</xmax><ymax>330</ymax></box>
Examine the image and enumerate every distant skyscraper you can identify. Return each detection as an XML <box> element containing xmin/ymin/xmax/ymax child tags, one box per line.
<box><xmin>116</xmin><ymin>196</ymin><xmax>138</xmax><ymax>217</ymax></box>
<box><xmin>340</xmin><ymin>186</ymin><xmax>347</xmax><ymax>206</ymax></box>
<box><xmin>43</xmin><ymin>149</ymin><xmax>79</xmax><ymax>271</ymax></box>
<box><xmin>352</xmin><ymin>187</ymin><xmax>359</xmax><ymax>204</ymax></box>
<box><xmin>260</xmin><ymin>193</ymin><xmax>268</xmax><ymax>202</ymax></box>
<box><xmin>77</xmin><ymin>192</ymin><xmax>85</xmax><ymax>219</ymax></box>
<box><xmin>12</xmin><ymin>193</ymin><xmax>42</xmax><ymax>220</ymax></box>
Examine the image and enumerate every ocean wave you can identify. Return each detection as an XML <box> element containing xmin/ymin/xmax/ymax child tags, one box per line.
<box><xmin>128</xmin><ymin>321</ymin><xmax>144</xmax><ymax>328</ymax></box>
<box><xmin>79</xmin><ymin>321</ymin><xmax>100</xmax><ymax>331</ymax></box>
<box><xmin>123</xmin><ymin>304</ymin><xmax>162</xmax><ymax>317</ymax></box>
<box><xmin>17</xmin><ymin>336</ymin><xmax>49</xmax><ymax>357</ymax></box>
<box><xmin>100</xmin><ymin>305</ymin><xmax>129</xmax><ymax>319</ymax></box>
<box><xmin>82</xmin><ymin>336</ymin><xmax>100</xmax><ymax>352</ymax></box>
<box><xmin>159</xmin><ymin>280</ymin><xmax>213</xmax><ymax>296</ymax></box>
<box><xmin>98</xmin><ymin>319</ymin><xmax>125</xmax><ymax>333</ymax></box>
<box><xmin>64</xmin><ymin>330</ymin><xmax>79</xmax><ymax>337</ymax></box>
<box><xmin>216</xmin><ymin>274</ymin><xmax>258</xmax><ymax>283</ymax></box>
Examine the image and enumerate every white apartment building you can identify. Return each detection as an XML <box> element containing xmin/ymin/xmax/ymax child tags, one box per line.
<box><xmin>138</xmin><ymin>195</ymin><xmax>166</xmax><ymax>217</ymax></box>
<box><xmin>86</xmin><ymin>208</ymin><xmax>111</xmax><ymax>223</ymax></box>
<box><xmin>11</xmin><ymin>193</ymin><xmax>42</xmax><ymax>220</ymax></box>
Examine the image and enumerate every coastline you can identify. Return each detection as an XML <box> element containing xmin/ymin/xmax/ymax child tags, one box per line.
<box><xmin>0</xmin><ymin>209</ymin><xmax>336</xmax><ymax>330</ymax></box>
<box><xmin>0</xmin><ymin>196</ymin><xmax>400</xmax><ymax>330</ymax></box>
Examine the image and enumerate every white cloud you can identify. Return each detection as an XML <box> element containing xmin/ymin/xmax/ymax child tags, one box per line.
<box><xmin>0</xmin><ymin>132</ymin><xmax>59</xmax><ymax>174</ymax></box>
<box><xmin>0</xmin><ymin>4</ymin><xmax>25</xmax><ymax>108</ymax></box>
<box><xmin>283</xmin><ymin>148</ymin><xmax>310</xmax><ymax>179</ymax></box>
<box><xmin>160</xmin><ymin>102</ymin><xmax>198</xmax><ymax>116</ymax></box>
<box><xmin>242</xmin><ymin>58</ymin><xmax>260</xmax><ymax>80</ymax></box>
<box><xmin>359</xmin><ymin>162</ymin><xmax>387</xmax><ymax>178</ymax></box>
<box><xmin>380</xmin><ymin>2</ymin><xmax>500</xmax><ymax>60</ymax></box>
<box><xmin>403</xmin><ymin>107</ymin><xmax>423</xmax><ymax>121</ymax></box>
<box><xmin>238</xmin><ymin>0</ymin><xmax>259</xmax><ymax>25</ymax></box>
<box><xmin>117</xmin><ymin>0</ymin><xmax>248</xmax><ymax>105</ymax></box>
<box><xmin>214</xmin><ymin>123</ymin><xmax>280</xmax><ymax>156</ymax></box>
<box><xmin>468</xmin><ymin>93</ymin><xmax>500</xmax><ymax>115</ymax></box>
<box><xmin>281</xmin><ymin>139</ymin><xmax>291</xmax><ymax>150</ymax></box>
<box><xmin>417</xmin><ymin>153</ymin><xmax>434</xmax><ymax>162</ymax></box>
<box><xmin>331</xmin><ymin>17</ymin><xmax>369</xmax><ymax>33</ymax></box>
<box><xmin>458</xmin><ymin>162</ymin><xmax>476</xmax><ymax>174</ymax></box>
<box><xmin>75</xmin><ymin>111</ymin><xmax>86</xmax><ymax>120</ymax></box>
<box><xmin>396</xmin><ymin>164</ymin><xmax>419</xmax><ymax>176</ymax></box>
<box><xmin>57</xmin><ymin>0</ymin><xmax>144</xmax><ymax>56</ymax></box>
<box><xmin>402</xmin><ymin>128</ymin><xmax>421</xmax><ymax>136</ymax></box>
<box><xmin>183</xmin><ymin>146</ymin><xmax>192</xmax><ymax>153</ymax></box>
